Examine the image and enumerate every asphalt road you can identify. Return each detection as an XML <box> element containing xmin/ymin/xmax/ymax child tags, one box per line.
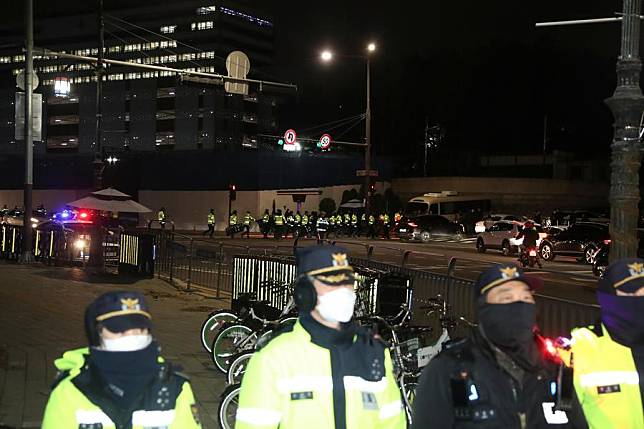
<box><xmin>174</xmin><ymin>232</ymin><xmax>599</xmax><ymax>305</ymax></box>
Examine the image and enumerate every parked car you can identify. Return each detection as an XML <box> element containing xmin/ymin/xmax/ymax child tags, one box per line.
<box><xmin>396</xmin><ymin>215</ymin><xmax>464</xmax><ymax>242</ymax></box>
<box><xmin>474</xmin><ymin>214</ymin><xmax>522</xmax><ymax>233</ymax></box>
<box><xmin>1</xmin><ymin>208</ymin><xmax>49</xmax><ymax>228</ymax></box>
<box><xmin>539</xmin><ymin>222</ymin><xmax>610</xmax><ymax>264</ymax></box>
<box><xmin>476</xmin><ymin>221</ymin><xmax>545</xmax><ymax>256</ymax></box>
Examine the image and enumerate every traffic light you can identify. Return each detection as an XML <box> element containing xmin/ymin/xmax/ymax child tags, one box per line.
<box><xmin>229</xmin><ymin>184</ymin><xmax>237</xmax><ymax>201</ymax></box>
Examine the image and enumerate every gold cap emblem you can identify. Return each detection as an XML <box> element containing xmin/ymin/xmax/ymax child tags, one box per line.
<box><xmin>499</xmin><ymin>266</ymin><xmax>518</xmax><ymax>280</ymax></box>
<box><xmin>120</xmin><ymin>298</ymin><xmax>140</xmax><ymax>311</ymax></box>
<box><xmin>332</xmin><ymin>253</ymin><xmax>348</xmax><ymax>267</ymax></box>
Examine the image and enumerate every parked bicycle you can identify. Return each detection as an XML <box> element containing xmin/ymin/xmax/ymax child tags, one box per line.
<box><xmin>211</xmin><ymin>285</ymin><xmax>297</xmax><ymax>373</ymax></box>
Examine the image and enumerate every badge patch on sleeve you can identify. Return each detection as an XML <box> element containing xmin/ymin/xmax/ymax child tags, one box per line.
<box><xmin>290</xmin><ymin>391</ymin><xmax>313</xmax><ymax>400</ymax></box>
<box><xmin>361</xmin><ymin>392</ymin><xmax>379</xmax><ymax>410</ymax></box>
<box><xmin>597</xmin><ymin>384</ymin><xmax>621</xmax><ymax>395</ymax></box>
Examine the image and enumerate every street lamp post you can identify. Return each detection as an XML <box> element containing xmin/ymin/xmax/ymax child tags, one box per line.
<box><xmin>321</xmin><ymin>43</ymin><xmax>376</xmax><ymax>216</ymax></box>
<box><xmin>606</xmin><ymin>0</ymin><xmax>644</xmax><ymax>262</ymax></box>
<box><xmin>20</xmin><ymin>0</ymin><xmax>35</xmax><ymax>263</ymax></box>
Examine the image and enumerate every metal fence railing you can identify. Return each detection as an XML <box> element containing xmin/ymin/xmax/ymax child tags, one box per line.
<box><xmin>153</xmin><ymin>234</ymin><xmax>601</xmax><ymax>338</ymax></box>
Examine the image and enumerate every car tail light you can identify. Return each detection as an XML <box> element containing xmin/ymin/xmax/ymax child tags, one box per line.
<box><xmin>529</xmin><ymin>249</ymin><xmax>537</xmax><ymax>257</ymax></box>
<box><xmin>408</xmin><ymin>222</ymin><xmax>418</xmax><ymax>228</ymax></box>
<box><xmin>79</xmin><ymin>212</ymin><xmax>88</xmax><ymax>219</ymax></box>
<box><xmin>603</xmin><ymin>239</ymin><xmax>611</xmax><ymax>245</ymax></box>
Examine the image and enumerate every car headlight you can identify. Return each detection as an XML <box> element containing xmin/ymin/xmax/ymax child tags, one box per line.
<box><xmin>31</xmin><ymin>223</ymin><xmax>37</xmax><ymax>228</ymax></box>
<box><xmin>74</xmin><ymin>239</ymin><xmax>87</xmax><ymax>249</ymax></box>
<box><xmin>30</xmin><ymin>217</ymin><xmax>38</xmax><ymax>223</ymax></box>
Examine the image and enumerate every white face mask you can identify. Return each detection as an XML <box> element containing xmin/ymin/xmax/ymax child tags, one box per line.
<box><xmin>316</xmin><ymin>287</ymin><xmax>356</xmax><ymax>323</ymax></box>
<box><xmin>100</xmin><ymin>334</ymin><xmax>153</xmax><ymax>352</ymax></box>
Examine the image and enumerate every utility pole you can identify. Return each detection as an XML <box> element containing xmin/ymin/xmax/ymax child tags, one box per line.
<box><xmin>364</xmin><ymin>55</ymin><xmax>372</xmax><ymax>216</ymax></box>
<box><xmin>606</xmin><ymin>0</ymin><xmax>644</xmax><ymax>261</ymax></box>
<box><xmin>87</xmin><ymin>0</ymin><xmax>106</xmax><ymax>270</ymax></box>
<box><xmin>537</xmin><ymin>1</ymin><xmax>644</xmax><ymax>261</ymax></box>
<box><xmin>93</xmin><ymin>0</ymin><xmax>105</xmax><ymax>191</ymax></box>
<box><xmin>20</xmin><ymin>0</ymin><xmax>35</xmax><ymax>263</ymax></box>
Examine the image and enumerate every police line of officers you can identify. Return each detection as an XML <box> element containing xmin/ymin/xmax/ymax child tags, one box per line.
<box><xmin>40</xmin><ymin>244</ymin><xmax>643</xmax><ymax>428</ymax></box>
<box><xmin>175</xmin><ymin>206</ymin><xmax>403</xmax><ymax>240</ymax></box>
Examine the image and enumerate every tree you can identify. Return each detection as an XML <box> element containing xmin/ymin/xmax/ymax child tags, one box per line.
<box><xmin>319</xmin><ymin>198</ymin><xmax>336</xmax><ymax>215</ymax></box>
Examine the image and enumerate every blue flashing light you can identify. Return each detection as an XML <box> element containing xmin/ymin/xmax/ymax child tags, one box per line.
<box><xmin>278</xmin><ymin>139</ymin><xmax>284</xmax><ymax>146</ymax></box>
<box><xmin>61</xmin><ymin>211</ymin><xmax>70</xmax><ymax>219</ymax></box>
<box><xmin>550</xmin><ymin>381</ymin><xmax>557</xmax><ymax>396</ymax></box>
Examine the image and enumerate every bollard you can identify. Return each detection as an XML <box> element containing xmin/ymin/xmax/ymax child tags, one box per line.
<box><xmin>401</xmin><ymin>250</ymin><xmax>412</xmax><ymax>267</ymax></box>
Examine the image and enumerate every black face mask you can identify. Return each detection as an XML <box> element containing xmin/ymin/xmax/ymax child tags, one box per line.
<box><xmin>90</xmin><ymin>341</ymin><xmax>160</xmax><ymax>408</ymax></box>
<box><xmin>478</xmin><ymin>301</ymin><xmax>540</xmax><ymax>370</ymax></box>
<box><xmin>598</xmin><ymin>292</ymin><xmax>644</xmax><ymax>348</ymax></box>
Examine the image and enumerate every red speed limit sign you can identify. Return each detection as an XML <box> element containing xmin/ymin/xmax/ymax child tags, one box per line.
<box><xmin>284</xmin><ymin>129</ymin><xmax>297</xmax><ymax>145</ymax></box>
<box><xmin>319</xmin><ymin>133</ymin><xmax>332</xmax><ymax>150</ymax></box>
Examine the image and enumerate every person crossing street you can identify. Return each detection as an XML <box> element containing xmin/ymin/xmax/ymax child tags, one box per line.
<box><xmin>203</xmin><ymin>209</ymin><xmax>216</xmax><ymax>238</ymax></box>
<box><xmin>243</xmin><ymin>211</ymin><xmax>255</xmax><ymax>239</ymax></box>
<box><xmin>229</xmin><ymin>210</ymin><xmax>239</xmax><ymax>238</ymax></box>
<box><xmin>157</xmin><ymin>207</ymin><xmax>167</xmax><ymax>230</ymax></box>
<box><xmin>316</xmin><ymin>212</ymin><xmax>330</xmax><ymax>244</ymax></box>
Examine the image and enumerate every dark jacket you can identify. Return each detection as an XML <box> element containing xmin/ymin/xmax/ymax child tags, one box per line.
<box><xmin>412</xmin><ymin>329</ymin><xmax>587</xmax><ymax>429</ymax></box>
<box><xmin>517</xmin><ymin>227</ymin><xmax>540</xmax><ymax>248</ymax></box>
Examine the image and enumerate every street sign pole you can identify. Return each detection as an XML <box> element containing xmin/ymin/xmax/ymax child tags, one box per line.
<box><xmin>20</xmin><ymin>0</ymin><xmax>34</xmax><ymax>263</ymax></box>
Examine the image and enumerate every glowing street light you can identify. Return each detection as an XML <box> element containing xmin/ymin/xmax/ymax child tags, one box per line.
<box><xmin>320</xmin><ymin>50</ymin><xmax>333</xmax><ymax>62</ymax></box>
<box><xmin>367</xmin><ymin>42</ymin><xmax>376</xmax><ymax>52</ymax></box>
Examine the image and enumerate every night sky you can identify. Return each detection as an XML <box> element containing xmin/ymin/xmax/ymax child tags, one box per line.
<box><xmin>2</xmin><ymin>1</ymin><xmax>627</xmax><ymax>159</ymax></box>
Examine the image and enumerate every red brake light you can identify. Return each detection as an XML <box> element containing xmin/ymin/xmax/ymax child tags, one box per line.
<box><xmin>529</xmin><ymin>250</ymin><xmax>537</xmax><ymax>256</ymax></box>
<box><xmin>79</xmin><ymin>212</ymin><xmax>88</xmax><ymax>219</ymax></box>
<box><xmin>603</xmin><ymin>239</ymin><xmax>611</xmax><ymax>245</ymax></box>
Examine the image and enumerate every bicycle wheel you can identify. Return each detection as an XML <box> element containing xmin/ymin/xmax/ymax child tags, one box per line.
<box><xmin>200</xmin><ymin>310</ymin><xmax>239</xmax><ymax>353</ymax></box>
<box><xmin>226</xmin><ymin>350</ymin><xmax>255</xmax><ymax>385</ymax></box>
<box><xmin>218</xmin><ymin>383</ymin><xmax>241</xmax><ymax>429</ymax></box>
<box><xmin>212</xmin><ymin>323</ymin><xmax>254</xmax><ymax>373</ymax></box>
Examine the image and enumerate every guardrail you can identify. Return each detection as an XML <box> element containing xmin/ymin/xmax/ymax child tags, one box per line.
<box><xmin>154</xmin><ymin>234</ymin><xmax>600</xmax><ymax>337</ymax></box>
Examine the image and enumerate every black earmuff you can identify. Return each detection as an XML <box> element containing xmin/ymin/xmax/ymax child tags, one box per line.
<box><xmin>294</xmin><ymin>275</ymin><xmax>317</xmax><ymax>312</ymax></box>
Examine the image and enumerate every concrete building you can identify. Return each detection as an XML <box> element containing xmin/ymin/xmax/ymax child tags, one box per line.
<box><xmin>0</xmin><ymin>1</ymin><xmax>278</xmax><ymax>154</ymax></box>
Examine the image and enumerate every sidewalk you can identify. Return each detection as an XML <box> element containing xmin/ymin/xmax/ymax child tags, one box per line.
<box><xmin>0</xmin><ymin>263</ymin><xmax>229</xmax><ymax>428</ymax></box>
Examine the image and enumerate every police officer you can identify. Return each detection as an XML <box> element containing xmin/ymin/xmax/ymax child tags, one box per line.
<box><xmin>382</xmin><ymin>213</ymin><xmax>391</xmax><ymax>240</ymax></box>
<box><xmin>344</xmin><ymin>212</ymin><xmax>352</xmax><ymax>237</ymax></box>
<box><xmin>368</xmin><ymin>214</ymin><xmax>377</xmax><ymax>239</ymax></box>
<box><xmin>236</xmin><ymin>246</ymin><xmax>406</xmax><ymax>429</ymax></box>
<box><xmin>316</xmin><ymin>212</ymin><xmax>329</xmax><ymax>244</ymax></box>
<box><xmin>328</xmin><ymin>213</ymin><xmax>336</xmax><ymax>238</ymax></box>
<box><xmin>413</xmin><ymin>263</ymin><xmax>586</xmax><ymax>428</ymax></box>
<box><xmin>351</xmin><ymin>212</ymin><xmax>358</xmax><ymax>237</ymax></box>
<box><xmin>157</xmin><ymin>207</ymin><xmax>167</xmax><ymax>230</ymax></box>
<box><xmin>229</xmin><ymin>210</ymin><xmax>239</xmax><ymax>238</ymax></box>
<box><xmin>243</xmin><ymin>210</ymin><xmax>255</xmax><ymax>239</ymax></box>
<box><xmin>261</xmin><ymin>209</ymin><xmax>271</xmax><ymax>239</ymax></box>
<box><xmin>203</xmin><ymin>209</ymin><xmax>216</xmax><ymax>238</ymax></box>
<box><xmin>273</xmin><ymin>209</ymin><xmax>285</xmax><ymax>240</ymax></box>
<box><xmin>301</xmin><ymin>211</ymin><xmax>310</xmax><ymax>238</ymax></box>
<box><xmin>286</xmin><ymin>210</ymin><xmax>296</xmax><ymax>238</ymax></box>
<box><xmin>42</xmin><ymin>291</ymin><xmax>201</xmax><ymax>428</ymax></box>
<box><xmin>559</xmin><ymin>258</ymin><xmax>644</xmax><ymax>428</ymax></box>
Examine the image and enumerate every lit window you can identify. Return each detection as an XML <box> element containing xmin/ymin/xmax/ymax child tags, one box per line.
<box><xmin>160</xmin><ymin>25</ymin><xmax>177</xmax><ymax>34</ymax></box>
<box><xmin>196</xmin><ymin>5</ymin><xmax>216</xmax><ymax>15</ymax></box>
<box><xmin>191</xmin><ymin>21</ymin><xmax>214</xmax><ymax>31</ymax></box>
